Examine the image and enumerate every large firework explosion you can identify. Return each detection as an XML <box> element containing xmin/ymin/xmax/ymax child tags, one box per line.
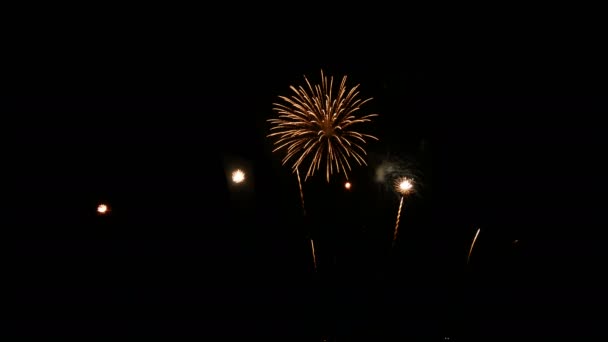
<box><xmin>268</xmin><ymin>70</ymin><xmax>379</xmax><ymax>183</ymax></box>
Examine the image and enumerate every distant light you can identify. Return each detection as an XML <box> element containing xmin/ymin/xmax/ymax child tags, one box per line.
<box><xmin>97</xmin><ymin>204</ymin><xmax>108</xmax><ymax>214</ymax></box>
<box><xmin>344</xmin><ymin>181</ymin><xmax>351</xmax><ymax>190</ymax></box>
<box><xmin>232</xmin><ymin>169</ymin><xmax>245</xmax><ymax>184</ymax></box>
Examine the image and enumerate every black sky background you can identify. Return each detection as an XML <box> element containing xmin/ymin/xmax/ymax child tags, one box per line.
<box><xmin>5</xmin><ymin>10</ymin><xmax>607</xmax><ymax>340</ymax></box>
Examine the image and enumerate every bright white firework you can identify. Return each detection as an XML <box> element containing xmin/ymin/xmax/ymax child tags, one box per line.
<box><xmin>395</xmin><ymin>177</ymin><xmax>414</xmax><ymax>195</ymax></box>
<box><xmin>232</xmin><ymin>169</ymin><xmax>245</xmax><ymax>184</ymax></box>
<box><xmin>371</xmin><ymin>152</ymin><xmax>422</xmax><ymax>196</ymax></box>
<box><xmin>392</xmin><ymin>177</ymin><xmax>414</xmax><ymax>243</ymax></box>
<box><xmin>97</xmin><ymin>204</ymin><xmax>108</xmax><ymax>214</ymax></box>
<box><xmin>268</xmin><ymin>70</ymin><xmax>379</xmax><ymax>182</ymax></box>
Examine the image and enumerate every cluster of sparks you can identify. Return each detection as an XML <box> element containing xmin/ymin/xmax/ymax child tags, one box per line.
<box><xmin>268</xmin><ymin>70</ymin><xmax>379</xmax><ymax>182</ymax></box>
<box><xmin>395</xmin><ymin>177</ymin><xmax>414</xmax><ymax>195</ymax></box>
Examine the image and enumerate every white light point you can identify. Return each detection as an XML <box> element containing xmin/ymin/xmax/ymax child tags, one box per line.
<box><xmin>232</xmin><ymin>169</ymin><xmax>245</xmax><ymax>184</ymax></box>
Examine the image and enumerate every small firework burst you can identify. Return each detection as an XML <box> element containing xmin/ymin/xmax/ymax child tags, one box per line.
<box><xmin>395</xmin><ymin>176</ymin><xmax>414</xmax><ymax>195</ymax></box>
<box><xmin>97</xmin><ymin>203</ymin><xmax>110</xmax><ymax>215</ymax></box>
<box><xmin>372</xmin><ymin>152</ymin><xmax>422</xmax><ymax>197</ymax></box>
<box><xmin>391</xmin><ymin>176</ymin><xmax>416</xmax><ymax>243</ymax></box>
<box><xmin>231</xmin><ymin>169</ymin><xmax>245</xmax><ymax>184</ymax></box>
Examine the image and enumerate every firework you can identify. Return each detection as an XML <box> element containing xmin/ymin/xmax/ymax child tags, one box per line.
<box><xmin>268</xmin><ymin>70</ymin><xmax>377</xmax><ymax>272</ymax></box>
<box><xmin>310</xmin><ymin>238</ymin><xmax>317</xmax><ymax>272</ymax></box>
<box><xmin>296</xmin><ymin>168</ymin><xmax>306</xmax><ymax>216</ymax></box>
<box><xmin>467</xmin><ymin>228</ymin><xmax>481</xmax><ymax>264</ymax></box>
<box><xmin>231</xmin><ymin>169</ymin><xmax>245</xmax><ymax>184</ymax></box>
<box><xmin>395</xmin><ymin>177</ymin><xmax>414</xmax><ymax>195</ymax></box>
<box><xmin>372</xmin><ymin>152</ymin><xmax>423</xmax><ymax>199</ymax></box>
<box><xmin>268</xmin><ymin>69</ymin><xmax>378</xmax><ymax>183</ymax></box>
<box><xmin>97</xmin><ymin>203</ymin><xmax>109</xmax><ymax>215</ymax></box>
<box><xmin>392</xmin><ymin>177</ymin><xmax>414</xmax><ymax>243</ymax></box>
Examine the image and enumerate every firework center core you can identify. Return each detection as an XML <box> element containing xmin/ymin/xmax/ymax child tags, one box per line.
<box><xmin>320</xmin><ymin>119</ymin><xmax>336</xmax><ymax>137</ymax></box>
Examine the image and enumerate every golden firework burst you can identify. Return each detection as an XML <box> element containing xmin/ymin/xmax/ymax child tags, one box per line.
<box><xmin>268</xmin><ymin>70</ymin><xmax>378</xmax><ymax>182</ymax></box>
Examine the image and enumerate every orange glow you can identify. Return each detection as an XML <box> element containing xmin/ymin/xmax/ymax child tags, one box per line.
<box><xmin>344</xmin><ymin>181</ymin><xmax>351</xmax><ymax>190</ymax></box>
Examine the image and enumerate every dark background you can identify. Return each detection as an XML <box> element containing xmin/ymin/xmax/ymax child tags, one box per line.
<box><xmin>5</xmin><ymin>8</ymin><xmax>607</xmax><ymax>340</ymax></box>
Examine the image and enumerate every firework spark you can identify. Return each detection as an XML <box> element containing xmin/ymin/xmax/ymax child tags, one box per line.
<box><xmin>467</xmin><ymin>228</ymin><xmax>481</xmax><ymax>264</ymax></box>
<box><xmin>393</xmin><ymin>196</ymin><xmax>404</xmax><ymax>242</ymax></box>
<box><xmin>296</xmin><ymin>168</ymin><xmax>306</xmax><ymax>216</ymax></box>
<box><xmin>310</xmin><ymin>238</ymin><xmax>317</xmax><ymax>271</ymax></box>
<box><xmin>392</xmin><ymin>177</ymin><xmax>414</xmax><ymax>243</ymax></box>
<box><xmin>372</xmin><ymin>152</ymin><xmax>423</xmax><ymax>197</ymax></box>
<box><xmin>268</xmin><ymin>70</ymin><xmax>378</xmax><ymax>183</ymax></box>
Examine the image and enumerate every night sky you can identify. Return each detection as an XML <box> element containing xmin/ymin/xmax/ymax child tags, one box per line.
<box><xmin>6</xmin><ymin>13</ymin><xmax>606</xmax><ymax>340</ymax></box>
